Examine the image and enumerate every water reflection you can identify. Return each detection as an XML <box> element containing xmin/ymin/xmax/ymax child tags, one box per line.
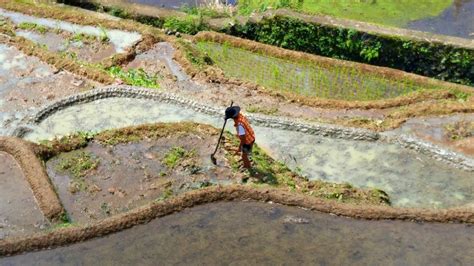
<box><xmin>407</xmin><ymin>0</ymin><xmax>474</xmax><ymax>39</ymax></box>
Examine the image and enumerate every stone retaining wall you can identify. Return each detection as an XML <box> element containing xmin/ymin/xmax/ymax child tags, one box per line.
<box><xmin>25</xmin><ymin>85</ymin><xmax>380</xmax><ymax>141</ymax></box>
<box><xmin>16</xmin><ymin>85</ymin><xmax>473</xmax><ymax>171</ymax></box>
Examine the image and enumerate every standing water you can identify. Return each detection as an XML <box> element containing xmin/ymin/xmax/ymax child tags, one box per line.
<box><xmin>407</xmin><ymin>0</ymin><xmax>474</xmax><ymax>39</ymax></box>
<box><xmin>23</xmin><ymin>98</ymin><xmax>474</xmax><ymax>209</ymax></box>
<box><xmin>2</xmin><ymin>202</ymin><xmax>473</xmax><ymax>265</ymax></box>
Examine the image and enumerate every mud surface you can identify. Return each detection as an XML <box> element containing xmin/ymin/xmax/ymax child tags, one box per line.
<box><xmin>24</xmin><ymin>98</ymin><xmax>474</xmax><ymax>208</ymax></box>
<box><xmin>45</xmin><ymin>136</ymin><xmax>239</xmax><ymax>223</ymax></box>
<box><xmin>3</xmin><ymin>201</ymin><xmax>473</xmax><ymax>265</ymax></box>
<box><xmin>0</xmin><ymin>8</ymin><xmax>141</xmax><ymax>53</ymax></box>
<box><xmin>0</xmin><ymin>43</ymin><xmax>97</xmax><ymax>136</ymax></box>
<box><xmin>15</xmin><ymin>30</ymin><xmax>116</xmax><ymax>63</ymax></box>
<box><xmin>408</xmin><ymin>0</ymin><xmax>474</xmax><ymax>39</ymax></box>
<box><xmin>392</xmin><ymin>113</ymin><xmax>474</xmax><ymax>156</ymax></box>
<box><xmin>0</xmin><ymin>152</ymin><xmax>48</xmax><ymax>240</ymax></box>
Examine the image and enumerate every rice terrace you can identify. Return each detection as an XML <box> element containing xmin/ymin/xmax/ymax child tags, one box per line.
<box><xmin>0</xmin><ymin>0</ymin><xmax>473</xmax><ymax>265</ymax></box>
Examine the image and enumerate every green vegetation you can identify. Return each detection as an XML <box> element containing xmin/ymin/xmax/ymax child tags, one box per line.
<box><xmin>224</xmin><ymin>132</ymin><xmax>390</xmax><ymax>205</ymax></box>
<box><xmin>196</xmin><ymin>41</ymin><xmax>440</xmax><ymax>100</ymax></box>
<box><xmin>56</xmin><ymin>150</ymin><xmax>100</xmax><ymax>178</ymax></box>
<box><xmin>163</xmin><ymin>16</ymin><xmax>208</xmax><ymax>35</ymax></box>
<box><xmin>68</xmin><ymin>32</ymin><xmax>97</xmax><ymax>44</ymax></box>
<box><xmin>237</xmin><ymin>0</ymin><xmax>453</xmax><ymax>26</ymax></box>
<box><xmin>226</xmin><ymin>16</ymin><xmax>474</xmax><ymax>86</ymax></box>
<box><xmin>17</xmin><ymin>22</ymin><xmax>48</xmax><ymax>34</ymax></box>
<box><xmin>444</xmin><ymin>120</ymin><xmax>474</xmax><ymax>140</ymax></box>
<box><xmin>98</xmin><ymin>25</ymin><xmax>110</xmax><ymax>43</ymax></box>
<box><xmin>246</xmin><ymin>105</ymin><xmax>279</xmax><ymax>115</ymax></box>
<box><xmin>56</xmin><ymin>150</ymin><xmax>100</xmax><ymax>194</ymax></box>
<box><xmin>163</xmin><ymin>146</ymin><xmax>196</xmax><ymax>169</ymax></box>
<box><xmin>108</xmin><ymin>66</ymin><xmax>160</xmax><ymax>88</ymax></box>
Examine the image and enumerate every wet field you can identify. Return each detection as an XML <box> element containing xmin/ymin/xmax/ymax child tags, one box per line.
<box><xmin>408</xmin><ymin>0</ymin><xmax>474</xmax><ymax>39</ymax></box>
<box><xmin>24</xmin><ymin>98</ymin><xmax>474</xmax><ymax>209</ymax></box>
<box><xmin>0</xmin><ymin>152</ymin><xmax>48</xmax><ymax>239</ymax></box>
<box><xmin>2</xmin><ymin>201</ymin><xmax>473</xmax><ymax>265</ymax></box>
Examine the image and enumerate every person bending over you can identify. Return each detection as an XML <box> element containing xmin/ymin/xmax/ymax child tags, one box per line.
<box><xmin>225</xmin><ymin>106</ymin><xmax>255</xmax><ymax>169</ymax></box>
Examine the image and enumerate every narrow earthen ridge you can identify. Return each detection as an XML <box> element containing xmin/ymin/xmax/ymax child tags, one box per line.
<box><xmin>17</xmin><ymin>86</ymin><xmax>473</xmax><ymax>171</ymax></box>
<box><xmin>194</xmin><ymin>31</ymin><xmax>474</xmax><ymax>96</ymax></box>
<box><xmin>24</xmin><ymin>85</ymin><xmax>379</xmax><ymax>141</ymax></box>
<box><xmin>1</xmin><ymin>185</ymin><xmax>473</xmax><ymax>256</ymax></box>
<box><xmin>0</xmin><ymin>137</ymin><xmax>64</xmax><ymax>221</ymax></box>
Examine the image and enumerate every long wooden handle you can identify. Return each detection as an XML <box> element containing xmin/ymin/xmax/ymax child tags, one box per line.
<box><xmin>212</xmin><ymin>101</ymin><xmax>233</xmax><ymax>156</ymax></box>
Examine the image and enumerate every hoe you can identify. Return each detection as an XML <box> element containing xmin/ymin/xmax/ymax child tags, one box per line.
<box><xmin>210</xmin><ymin>101</ymin><xmax>233</xmax><ymax>165</ymax></box>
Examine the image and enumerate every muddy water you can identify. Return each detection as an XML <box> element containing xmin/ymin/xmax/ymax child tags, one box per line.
<box><xmin>15</xmin><ymin>30</ymin><xmax>116</xmax><ymax>63</ymax></box>
<box><xmin>24</xmin><ymin>98</ymin><xmax>474</xmax><ymax>208</ymax></box>
<box><xmin>0</xmin><ymin>152</ymin><xmax>49</xmax><ymax>239</ymax></box>
<box><xmin>0</xmin><ymin>8</ymin><xmax>141</xmax><ymax>53</ymax></box>
<box><xmin>0</xmin><ymin>43</ymin><xmax>93</xmax><ymax>136</ymax></box>
<box><xmin>407</xmin><ymin>0</ymin><xmax>474</xmax><ymax>39</ymax></box>
<box><xmin>2</xmin><ymin>201</ymin><xmax>474</xmax><ymax>265</ymax></box>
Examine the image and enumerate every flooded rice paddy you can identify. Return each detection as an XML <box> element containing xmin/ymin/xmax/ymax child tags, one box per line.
<box><xmin>408</xmin><ymin>0</ymin><xmax>474</xmax><ymax>39</ymax></box>
<box><xmin>197</xmin><ymin>42</ymin><xmax>434</xmax><ymax>101</ymax></box>
<box><xmin>24</xmin><ymin>98</ymin><xmax>474</xmax><ymax>209</ymax></box>
<box><xmin>2</xmin><ymin>201</ymin><xmax>473</xmax><ymax>265</ymax></box>
<box><xmin>0</xmin><ymin>152</ymin><xmax>48</xmax><ymax>240</ymax></box>
<box><xmin>0</xmin><ymin>43</ymin><xmax>93</xmax><ymax>136</ymax></box>
<box><xmin>0</xmin><ymin>8</ymin><xmax>141</xmax><ymax>53</ymax></box>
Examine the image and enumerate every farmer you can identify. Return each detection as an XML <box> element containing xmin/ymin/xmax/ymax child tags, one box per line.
<box><xmin>225</xmin><ymin>106</ymin><xmax>255</xmax><ymax>169</ymax></box>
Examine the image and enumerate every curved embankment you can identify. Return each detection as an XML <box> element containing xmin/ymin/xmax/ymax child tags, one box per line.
<box><xmin>3</xmin><ymin>201</ymin><xmax>473</xmax><ymax>265</ymax></box>
<box><xmin>190</xmin><ymin>31</ymin><xmax>474</xmax><ymax>108</ymax></box>
<box><xmin>1</xmin><ymin>185</ymin><xmax>473</xmax><ymax>257</ymax></box>
<box><xmin>0</xmin><ymin>137</ymin><xmax>63</xmax><ymax>220</ymax></box>
<box><xmin>15</xmin><ymin>85</ymin><xmax>474</xmax><ymax>171</ymax></box>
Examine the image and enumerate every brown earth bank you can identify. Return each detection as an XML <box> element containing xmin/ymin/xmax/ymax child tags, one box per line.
<box><xmin>0</xmin><ymin>138</ymin><xmax>64</xmax><ymax>220</ymax></box>
<box><xmin>1</xmin><ymin>184</ymin><xmax>473</xmax><ymax>257</ymax></box>
<box><xmin>0</xmin><ymin>152</ymin><xmax>49</xmax><ymax>240</ymax></box>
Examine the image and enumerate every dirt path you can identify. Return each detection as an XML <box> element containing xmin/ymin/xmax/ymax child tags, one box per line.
<box><xmin>0</xmin><ymin>152</ymin><xmax>48</xmax><ymax>240</ymax></box>
<box><xmin>2</xmin><ymin>201</ymin><xmax>473</xmax><ymax>265</ymax></box>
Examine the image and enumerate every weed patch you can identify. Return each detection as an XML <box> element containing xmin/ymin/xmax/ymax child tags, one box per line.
<box><xmin>56</xmin><ymin>150</ymin><xmax>100</xmax><ymax>179</ymax></box>
<box><xmin>18</xmin><ymin>22</ymin><xmax>48</xmax><ymax>34</ymax></box>
<box><xmin>163</xmin><ymin>146</ymin><xmax>196</xmax><ymax>169</ymax></box>
<box><xmin>108</xmin><ymin>66</ymin><xmax>160</xmax><ymax>88</ymax></box>
<box><xmin>445</xmin><ymin>120</ymin><xmax>474</xmax><ymax>140</ymax></box>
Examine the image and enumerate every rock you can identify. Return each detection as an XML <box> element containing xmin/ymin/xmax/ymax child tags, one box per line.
<box><xmin>71</xmin><ymin>79</ymin><xmax>85</xmax><ymax>87</ymax></box>
<box><xmin>107</xmin><ymin>187</ymin><xmax>116</xmax><ymax>194</ymax></box>
<box><xmin>283</xmin><ymin>215</ymin><xmax>309</xmax><ymax>224</ymax></box>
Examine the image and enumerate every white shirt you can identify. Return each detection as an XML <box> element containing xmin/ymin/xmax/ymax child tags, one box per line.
<box><xmin>237</xmin><ymin>124</ymin><xmax>246</xmax><ymax>136</ymax></box>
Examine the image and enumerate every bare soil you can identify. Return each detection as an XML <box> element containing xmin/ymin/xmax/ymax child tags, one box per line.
<box><xmin>45</xmin><ymin>134</ymin><xmax>242</xmax><ymax>224</ymax></box>
<box><xmin>0</xmin><ymin>152</ymin><xmax>49</xmax><ymax>240</ymax></box>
